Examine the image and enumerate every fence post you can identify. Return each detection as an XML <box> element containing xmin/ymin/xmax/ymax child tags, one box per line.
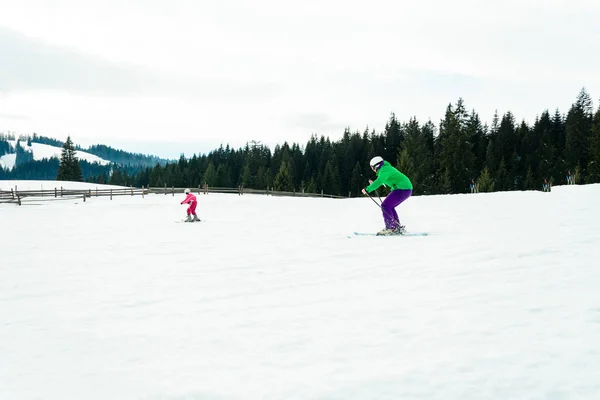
<box><xmin>17</xmin><ymin>195</ymin><xmax>21</xmax><ymax>206</ymax></box>
<box><xmin>198</xmin><ymin>184</ymin><xmax>201</xmax><ymax>194</ymax></box>
<box><xmin>61</xmin><ymin>186</ymin><xmax>63</xmax><ymax>197</ymax></box>
<box><xmin>83</xmin><ymin>194</ymin><xmax>86</xmax><ymax>202</ymax></box>
<box><xmin>164</xmin><ymin>183</ymin><xmax>167</xmax><ymax>195</ymax></box>
<box><xmin>55</xmin><ymin>188</ymin><xmax>57</xmax><ymax>198</ymax></box>
<box><xmin>131</xmin><ymin>187</ymin><xmax>133</xmax><ymax>196</ymax></box>
<box><xmin>110</xmin><ymin>189</ymin><xmax>113</xmax><ymax>200</ymax></box>
<box><xmin>11</xmin><ymin>188</ymin><xmax>14</xmax><ymax>199</ymax></box>
<box><xmin>142</xmin><ymin>186</ymin><xmax>145</xmax><ymax>198</ymax></box>
<box><xmin>172</xmin><ymin>186</ymin><xmax>174</xmax><ymax>197</ymax></box>
<box><xmin>321</xmin><ymin>189</ymin><xmax>323</xmax><ymax>197</ymax></box>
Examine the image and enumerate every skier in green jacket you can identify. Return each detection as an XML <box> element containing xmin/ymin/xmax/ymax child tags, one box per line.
<box><xmin>362</xmin><ymin>156</ymin><xmax>413</xmax><ymax>235</ymax></box>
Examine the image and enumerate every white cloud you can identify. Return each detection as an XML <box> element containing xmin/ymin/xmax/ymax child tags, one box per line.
<box><xmin>0</xmin><ymin>0</ymin><xmax>599</xmax><ymax>158</ymax></box>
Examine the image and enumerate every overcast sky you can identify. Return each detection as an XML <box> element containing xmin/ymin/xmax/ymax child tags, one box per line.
<box><xmin>1</xmin><ymin>0</ymin><xmax>599</xmax><ymax>158</ymax></box>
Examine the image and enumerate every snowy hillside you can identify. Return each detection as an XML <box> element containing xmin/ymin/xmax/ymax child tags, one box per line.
<box><xmin>1</xmin><ymin>183</ymin><xmax>600</xmax><ymax>400</ymax></box>
<box><xmin>0</xmin><ymin>140</ymin><xmax>110</xmax><ymax>170</ymax></box>
<box><xmin>0</xmin><ymin>153</ymin><xmax>16</xmax><ymax>170</ymax></box>
<box><xmin>0</xmin><ymin>179</ymin><xmax>126</xmax><ymax>191</ymax></box>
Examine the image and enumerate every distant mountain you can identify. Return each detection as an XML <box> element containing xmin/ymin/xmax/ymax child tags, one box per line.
<box><xmin>0</xmin><ymin>132</ymin><xmax>171</xmax><ymax>181</ymax></box>
<box><xmin>0</xmin><ymin>139</ymin><xmax>110</xmax><ymax>170</ymax></box>
<box><xmin>83</xmin><ymin>144</ymin><xmax>168</xmax><ymax>167</ymax></box>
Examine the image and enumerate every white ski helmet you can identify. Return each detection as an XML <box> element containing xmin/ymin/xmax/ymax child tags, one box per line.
<box><xmin>184</xmin><ymin>188</ymin><xmax>190</xmax><ymax>194</ymax></box>
<box><xmin>370</xmin><ymin>156</ymin><xmax>384</xmax><ymax>169</ymax></box>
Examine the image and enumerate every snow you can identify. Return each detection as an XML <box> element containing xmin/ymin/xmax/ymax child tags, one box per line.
<box><xmin>0</xmin><ymin>153</ymin><xmax>16</xmax><ymax>170</ymax></box>
<box><xmin>0</xmin><ymin>180</ymin><xmax>125</xmax><ymax>191</ymax></box>
<box><xmin>0</xmin><ymin>140</ymin><xmax>109</xmax><ymax>170</ymax></box>
<box><xmin>1</xmin><ymin>182</ymin><xmax>600</xmax><ymax>400</ymax></box>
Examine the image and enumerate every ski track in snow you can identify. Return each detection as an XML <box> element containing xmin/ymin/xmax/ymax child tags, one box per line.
<box><xmin>1</xmin><ymin>182</ymin><xmax>600</xmax><ymax>399</ymax></box>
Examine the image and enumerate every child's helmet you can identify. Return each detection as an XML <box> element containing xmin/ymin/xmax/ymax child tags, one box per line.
<box><xmin>184</xmin><ymin>188</ymin><xmax>190</xmax><ymax>194</ymax></box>
<box><xmin>369</xmin><ymin>156</ymin><xmax>384</xmax><ymax>169</ymax></box>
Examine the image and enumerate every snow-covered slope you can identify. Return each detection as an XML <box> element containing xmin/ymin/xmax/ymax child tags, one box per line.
<box><xmin>1</xmin><ymin>183</ymin><xmax>599</xmax><ymax>399</ymax></box>
<box><xmin>0</xmin><ymin>179</ymin><xmax>126</xmax><ymax>191</ymax></box>
<box><xmin>0</xmin><ymin>140</ymin><xmax>110</xmax><ymax>170</ymax></box>
<box><xmin>0</xmin><ymin>153</ymin><xmax>16</xmax><ymax>170</ymax></box>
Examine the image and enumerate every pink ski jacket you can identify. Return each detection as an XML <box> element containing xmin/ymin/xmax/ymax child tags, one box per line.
<box><xmin>181</xmin><ymin>193</ymin><xmax>197</xmax><ymax>205</ymax></box>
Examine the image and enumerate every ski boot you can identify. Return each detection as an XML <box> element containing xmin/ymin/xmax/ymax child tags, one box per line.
<box><xmin>394</xmin><ymin>225</ymin><xmax>407</xmax><ymax>235</ymax></box>
<box><xmin>185</xmin><ymin>214</ymin><xmax>193</xmax><ymax>222</ymax></box>
<box><xmin>193</xmin><ymin>214</ymin><xmax>201</xmax><ymax>222</ymax></box>
<box><xmin>376</xmin><ymin>228</ymin><xmax>396</xmax><ymax>236</ymax></box>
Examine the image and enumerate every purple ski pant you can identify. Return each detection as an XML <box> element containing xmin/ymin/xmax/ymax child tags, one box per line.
<box><xmin>381</xmin><ymin>189</ymin><xmax>412</xmax><ymax>229</ymax></box>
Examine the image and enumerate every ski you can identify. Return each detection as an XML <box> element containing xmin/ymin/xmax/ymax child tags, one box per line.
<box><xmin>352</xmin><ymin>231</ymin><xmax>428</xmax><ymax>237</ymax></box>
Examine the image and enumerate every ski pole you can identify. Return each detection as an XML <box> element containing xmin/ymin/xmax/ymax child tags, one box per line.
<box><xmin>367</xmin><ymin>191</ymin><xmax>382</xmax><ymax>208</ymax></box>
<box><xmin>365</xmin><ymin>191</ymin><xmax>402</xmax><ymax>228</ymax></box>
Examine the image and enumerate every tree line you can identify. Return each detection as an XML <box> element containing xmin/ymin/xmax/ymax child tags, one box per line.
<box><xmin>4</xmin><ymin>88</ymin><xmax>599</xmax><ymax>195</ymax></box>
<box><xmin>93</xmin><ymin>88</ymin><xmax>599</xmax><ymax>196</ymax></box>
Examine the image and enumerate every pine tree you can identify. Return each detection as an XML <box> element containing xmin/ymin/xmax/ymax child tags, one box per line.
<box><xmin>257</xmin><ymin>165</ymin><xmax>271</xmax><ymax>190</ymax></box>
<box><xmin>305</xmin><ymin>177</ymin><xmax>317</xmax><ymax>194</ymax></box>
<box><xmin>467</xmin><ymin>111</ymin><xmax>488</xmax><ymax>177</ymax></box>
<box><xmin>149</xmin><ymin>165</ymin><xmax>163</xmax><ymax>187</ymax></box>
<box><xmin>203</xmin><ymin>162</ymin><xmax>217</xmax><ymax>186</ymax></box>
<box><xmin>497</xmin><ymin>112</ymin><xmax>517</xmax><ymax>165</ymax></box>
<box><xmin>350</xmin><ymin>162</ymin><xmax>363</xmax><ymax>197</ymax></box>
<box><xmin>291</xmin><ymin>144</ymin><xmax>304</xmax><ymax>189</ymax></box>
<box><xmin>56</xmin><ymin>136</ymin><xmax>83</xmax><ymax>181</ymax></box>
<box><xmin>15</xmin><ymin>140</ymin><xmax>34</xmax><ymax>167</ymax></box>
<box><xmin>436</xmin><ymin>99</ymin><xmax>475</xmax><ymax>193</ymax></box>
<box><xmin>551</xmin><ymin>108</ymin><xmax>566</xmax><ymax>153</ymax></box>
<box><xmin>565</xmin><ymin>88</ymin><xmax>594</xmax><ymax>176</ymax></box>
<box><xmin>0</xmin><ymin>137</ymin><xmax>12</xmax><ymax>157</ymax></box>
<box><xmin>240</xmin><ymin>165</ymin><xmax>252</xmax><ymax>187</ymax></box>
<box><xmin>477</xmin><ymin>167</ymin><xmax>495</xmax><ymax>192</ymax></box>
<box><xmin>485</xmin><ymin>139</ymin><xmax>498</xmax><ymax>176</ymax></box>
<box><xmin>321</xmin><ymin>160</ymin><xmax>340</xmax><ymax>195</ymax></box>
<box><xmin>524</xmin><ymin>112</ymin><xmax>548</xmax><ymax>185</ymax></box>
<box><xmin>439</xmin><ymin>170</ymin><xmax>452</xmax><ymax>194</ymax></box>
<box><xmin>586</xmin><ymin>103</ymin><xmax>600</xmax><ymax>183</ymax></box>
<box><xmin>573</xmin><ymin>164</ymin><xmax>582</xmax><ymax>184</ymax></box>
<box><xmin>383</xmin><ymin>113</ymin><xmax>403</xmax><ymax>164</ymax></box>
<box><xmin>419</xmin><ymin>121</ymin><xmax>436</xmax><ymax>194</ymax></box>
<box><xmin>496</xmin><ymin>158</ymin><xmax>509</xmax><ymax>191</ymax></box>
<box><xmin>397</xmin><ymin>117</ymin><xmax>434</xmax><ymax>195</ymax></box>
<box><xmin>273</xmin><ymin>161</ymin><xmax>294</xmax><ymax>191</ymax></box>
<box><xmin>397</xmin><ymin>148</ymin><xmax>413</xmax><ymax>180</ymax></box>
<box><xmin>524</xmin><ymin>166</ymin><xmax>535</xmax><ymax>190</ymax></box>
<box><xmin>109</xmin><ymin>169</ymin><xmax>125</xmax><ymax>185</ymax></box>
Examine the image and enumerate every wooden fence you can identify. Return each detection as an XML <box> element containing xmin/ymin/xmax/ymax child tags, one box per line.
<box><xmin>0</xmin><ymin>183</ymin><xmax>347</xmax><ymax>205</ymax></box>
<box><xmin>149</xmin><ymin>183</ymin><xmax>346</xmax><ymax>199</ymax></box>
<box><xmin>0</xmin><ymin>186</ymin><xmax>148</xmax><ymax>205</ymax></box>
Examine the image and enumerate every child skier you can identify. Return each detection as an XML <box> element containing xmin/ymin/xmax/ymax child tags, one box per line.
<box><xmin>181</xmin><ymin>188</ymin><xmax>200</xmax><ymax>222</ymax></box>
<box><xmin>361</xmin><ymin>156</ymin><xmax>413</xmax><ymax>235</ymax></box>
